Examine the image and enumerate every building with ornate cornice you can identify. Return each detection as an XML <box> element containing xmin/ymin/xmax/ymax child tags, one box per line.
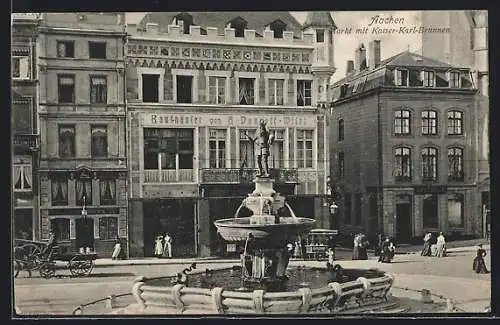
<box><xmin>125</xmin><ymin>12</ymin><xmax>336</xmax><ymax>257</ymax></box>
<box><xmin>329</xmin><ymin>42</ymin><xmax>479</xmax><ymax>243</ymax></box>
<box><xmin>37</xmin><ymin>13</ymin><xmax>129</xmax><ymax>257</ymax></box>
<box><xmin>11</xmin><ymin>13</ymin><xmax>42</xmax><ymax>241</ymax></box>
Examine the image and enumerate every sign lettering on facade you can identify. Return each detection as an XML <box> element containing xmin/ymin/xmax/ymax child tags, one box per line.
<box><xmin>142</xmin><ymin>113</ymin><xmax>317</xmax><ymax>128</ymax></box>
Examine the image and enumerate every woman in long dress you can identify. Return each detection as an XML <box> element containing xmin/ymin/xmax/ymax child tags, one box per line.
<box><xmin>473</xmin><ymin>244</ymin><xmax>489</xmax><ymax>274</ymax></box>
<box><xmin>163</xmin><ymin>233</ymin><xmax>172</xmax><ymax>258</ymax></box>
<box><xmin>358</xmin><ymin>234</ymin><xmax>369</xmax><ymax>260</ymax></box>
<box><xmin>352</xmin><ymin>234</ymin><xmax>360</xmax><ymax>260</ymax></box>
<box><xmin>111</xmin><ymin>236</ymin><xmax>122</xmax><ymax>260</ymax></box>
<box><xmin>421</xmin><ymin>232</ymin><xmax>432</xmax><ymax>256</ymax></box>
<box><xmin>434</xmin><ymin>232</ymin><xmax>446</xmax><ymax>257</ymax></box>
<box><xmin>378</xmin><ymin>238</ymin><xmax>395</xmax><ymax>263</ymax></box>
<box><xmin>154</xmin><ymin>235</ymin><xmax>164</xmax><ymax>258</ymax></box>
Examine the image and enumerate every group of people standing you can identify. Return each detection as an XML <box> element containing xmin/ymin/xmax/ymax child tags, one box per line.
<box><xmin>421</xmin><ymin>232</ymin><xmax>447</xmax><ymax>257</ymax></box>
<box><xmin>351</xmin><ymin>233</ymin><xmax>395</xmax><ymax>263</ymax></box>
<box><xmin>154</xmin><ymin>233</ymin><xmax>173</xmax><ymax>258</ymax></box>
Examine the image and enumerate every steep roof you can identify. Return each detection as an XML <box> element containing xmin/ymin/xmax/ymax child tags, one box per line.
<box><xmin>138</xmin><ymin>11</ymin><xmax>303</xmax><ymax>36</ymax></box>
<box><xmin>302</xmin><ymin>12</ymin><xmax>337</xmax><ymax>30</ymax></box>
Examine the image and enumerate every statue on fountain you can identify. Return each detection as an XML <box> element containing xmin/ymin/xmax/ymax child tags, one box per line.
<box><xmin>245</xmin><ymin>121</ymin><xmax>275</xmax><ymax>178</ymax></box>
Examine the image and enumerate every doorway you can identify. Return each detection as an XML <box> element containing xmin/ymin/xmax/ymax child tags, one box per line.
<box><xmin>395</xmin><ymin>195</ymin><xmax>412</xmax><ymax>244</ymax></box>
<box><xmin>75</xmin><ymin>218</ymin><xmax>94</xmax><ymax>250</ymax></box>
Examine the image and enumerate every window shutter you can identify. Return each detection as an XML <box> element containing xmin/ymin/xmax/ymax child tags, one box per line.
<box><xmin>19</xmin><ymin>57</ymin><xmax>29</xmax><ymax>78</ymax></box>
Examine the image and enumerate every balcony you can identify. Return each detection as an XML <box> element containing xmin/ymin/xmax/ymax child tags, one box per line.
<box><xmin>143</xmin><ymin>169</ymin><xmax>195</xmax><ymax>183</ymax></box>
<box><xmin>13</xmin><ymin>134</ymin><xmax>38</xmax><ymax>150</ymax></box>
<box><xmin>200</xmin><ymin>168</ymin><xmax>298</xmax><ymax>184</ymax></box>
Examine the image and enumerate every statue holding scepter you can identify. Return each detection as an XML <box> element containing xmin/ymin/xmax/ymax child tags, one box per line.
<box><xmin>245</xmin><ymin>121</ymin><xmax>275</xmax><ymax>177</ymax></box>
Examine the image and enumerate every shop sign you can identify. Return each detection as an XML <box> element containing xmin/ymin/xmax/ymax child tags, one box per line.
<box><xmin>414</xmin><ymin>185</ymin><xmax>448</xmax><ymax>194</ymax></box>
<box><xmin>142</xmin><ymin>112</ymin><xmax>317</xmax><ymax>128</ymax></box>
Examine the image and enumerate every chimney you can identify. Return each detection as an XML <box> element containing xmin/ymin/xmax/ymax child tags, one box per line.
<box><xmin>354</xmin><ymin>43</ymin><xmax>367</xmax><ymax>71</ymax></box>
<box><xmin>146</xmin><ymin>22</ymin><xmax>159</xmax><ymax>33</ymax></box>
<box><xmin>368</xmin><ymin>40</ymin><xmax>381</xmax><ymax>69</ymax></box>
<box><xmin>346</xmin><ymin>60</ymin><xmax>354</xmax><ymax>76</ymax></box>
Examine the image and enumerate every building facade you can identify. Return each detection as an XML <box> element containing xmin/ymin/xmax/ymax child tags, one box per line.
<box><xmin>126</xmin><ymin>12</ymin><xmax>335</xmax><ymax>257</ymax></box>
<box><xmin>12</xmin><ymin>13</ymin><xmax>42</xmax><ymax>241</ymax></box>
<box><xmin>37</xmin><ymin>13</ymin><xmax>129</xmax><ymax>257</ymax></box>
<box><xmin>329</xmin><ymin>41</ymin><xmax>478</xmax><ymax>243</ymax></box>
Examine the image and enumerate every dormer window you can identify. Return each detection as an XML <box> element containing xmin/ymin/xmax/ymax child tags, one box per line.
<box><xmin>422</xmin><ymin>70</ymin><xmax>435</xmax><ymax>87</ymax></box>
<box><xmin>173</xmin><ymin>12</ymin><xmax>193</xmax><ymax>34</ymax></box>
<box><xmin>448</xmin><ymin>71</ymin><xmax>461</xmax><ymax>88</ymax></box>
<box><xmin>267</xmin><ymin>19</ymin><xmax>287</xmax><ymax>39</ymax></box>
<box><xmin>394</xmin><ymin>68</ymin><xmax>409</xmax><ymax>87</ymax></box>
<box><xmin>228</xmin><ymin>16</ymin><xmax>248</xmax><ymax>38</ymax></box>
<box><xmin>316</xmin><ymin>29</ymin><xmax>325</xmax><ymax>43</ymax></box>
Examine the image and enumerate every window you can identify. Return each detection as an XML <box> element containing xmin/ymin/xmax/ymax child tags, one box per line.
<box><xmin>269</xmin><ymin>130</ymin><xmax>285</xmax><ymax>168</ymax></box>
<box><xmin>100</xmin><ymin>178</ymin><xmax>116</xmax><ymax>205</ymax></box>
<box><xmin>338</xmin><ymin>119</ymin><xmax>344</xmax><ymax>141</ymax></box>
<box><xmin>423</xmin><ymin>194</ymin><xmax>438</xmax><ymax>228</ymax></box>
<box><xmin>142</xmin><ymin>74</ymin><xmax>159</xmax><ymax>103</ymax></box>
<box><xmin>88</xmin><ymin>41</ymin><xmax>106</xmax><ymax>59</ymax></box>
<box><xmin>240</xmin><ymin>129</ymin><xmax>255</xmax><ymax>169</ymax></box>
<box><xmin>76</xmin><ymin>177</ymin><xmax>92</xmax><ymax>206</ymax></box>
<box><xmin>297</xmin><ymin>130</ymin><xmax>313</xmax><ymax>168</ymax></box>
<box><xmin>449</xmin><ymin>71</ymin><xmax>461</xmax><ymax>88</ymax></box>
<box><xmin>58</xmin><ymin>75</ymin><xmax>75</xmax><ymax>103</ymax></box>
<box><xmin>395</xmin><ymin>68</ymin><xmax>409</xmax><ymax>86</ymax></box>
<box><xmin>394</xmin><ymin>109</ymin><xmax>411</xmax><ymax>135</ymax></box>
<box><xmin>422</xmin><ymin>147</ymin><xmax>438</xmax><ymax>181</ymax></box>
<box><xmin>13</xmin><ymin>164</ymin><xmax>32</xmax><ymax>191</ymax></box>
<box><xmin>338</xmin><ymin>151</ymin><xmax>345</xmax><ymax>179</ymax></box>
<box><xmin>12</xmin><ymin>56</ymin><xmax>29</xmax><ymax>79</ymax></box>
<box><xmin>91</xmin><ymin>125</ymin><xmax>108</xmax><ymax>157</ymax></box>
<box><xmin>423</xmin><ymin>70</ymin><xmax>435</xmax><ymax>87</ymax></box>
<box><xmin>316</xmin><ymin>29</ymin><xmax>325</xmax><ymax>43</ymax></box>
<box><xmin>394</xmin><ymin>147</ymin><xmax>411</xmax><ymax>181</ymax></box>
<box><xmin>143</xmin><ymin>128</ymin><xmax>194</xmax><ymax>170</ymax></box>
<box><xmin>447</xmin><ymin>111</ymin><xmax>463</xmax><ymax>135</ymax></box>
<box><xmin>51</xmin><ymin>218</ymin><xmax>70</xmax><ymax>241</ymax></box>
<box><xmin>51</xmin><ymin>174</ymin><xmax>68</xmax><ymax>206</ymax></box>
<box><xmin>176</xmin><ymin>75</ymin><xmax>193</xmax><ymax>103</ymax></box>
<box><xmin>297</xmin><ymin>80</ymin><xmax>312</xmax><ymax>106</ymax></box>
<box><xmin>268</xmin><ymin>79</ymin><xmax>284</xmax><ymax>105</ymax></box>
<box><xmin>209</xmin><ymin>129</ymin><xmax>226</xmax><ymax>169</ymax></box>
<box><xmin>421</xmin><ymin>110</ymin><xmax>437</xmax><ymax>135</ymax></box>
<box><xmin>59</xmin><ymin>125</ymin><xmax>75</xmax><ymax>157</ymax></box>
<box><xmin>57</xmin><ymin>41</ymin><xmax>74</xmax><ymax>58</ymax></box>
<box><xmin>208</xmin><ymin>76</ymin><xmax>226</xmax><ymax>104</ymax></box>
<box><xmin>239</xmin><ymin>78</ymin><xmax>255</xmax><ymax>105</ymax></box>
<box><xmin>448</xmin><ymin>147</ymin><xmax>464</xmax><ymax>181</ymax></box>
<box><xmin>99</xmin><ymin>217</ymin><xmax>118</xmax><ymax>240</ymax></box>
<box><xmin>90</xmin><ymin>76</ymin><xmax>107</xmax><ymax>104</ymax></box>
<box><xmin>447</xmin><ymin>194</ymin><xmax>464</xmax><ymax>228</ymax></box>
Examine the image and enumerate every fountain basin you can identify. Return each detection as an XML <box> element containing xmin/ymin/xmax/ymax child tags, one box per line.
<box><xmin>123</xmin><ymin>265</ymin><xmax>395</xmax><ymax>315</ymax></box>
<box><xmin>214</xmin><ymin>217</ymin><xmax>316</xmax><ymax>242</ymax></box>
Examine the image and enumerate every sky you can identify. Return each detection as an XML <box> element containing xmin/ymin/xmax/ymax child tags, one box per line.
<box><xmin>125</xmin><ymin>11</ymin><xmax>427</xmax><ymax>82</ymax></box>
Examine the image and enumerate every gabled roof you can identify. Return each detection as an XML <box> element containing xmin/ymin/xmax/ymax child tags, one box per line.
<box><xmin>139</xmin><ymin>11</ymin><xmax>302</xmax><ymax>36</ymax></box>
<box><xmin>302</xmin><ymin>12</ymin><xmax>337</xmax><ymax>30</ymax></box>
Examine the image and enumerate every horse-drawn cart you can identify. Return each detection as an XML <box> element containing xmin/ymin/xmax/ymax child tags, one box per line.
<box><xmin>38</xmin><ymin>251</ymin><xmax>98</xmax><ymax>279</ymax></box>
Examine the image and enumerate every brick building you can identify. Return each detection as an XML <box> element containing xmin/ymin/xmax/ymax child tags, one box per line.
<box><xmin>329</xmin><ymin>41</ymin><xmax>478</xmax><ymax>243</ymax></box>
<box><xmin>126</xmin><ymin>12</ymin><xmax>335</xmax><ymax>257</ymax></box>
<box><xmin>11</xmin><ymin>13</ymin><xmax>42</xmax><ymax>241</ymax></box>
<box><xmin>37</xmin><ymin>13</ymin><xmax>129</xmax><ymax>257</ymax></box>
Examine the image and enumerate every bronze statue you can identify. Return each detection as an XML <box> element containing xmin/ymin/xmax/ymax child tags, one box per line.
<box><xmin>245</xmin><ymin>121</ymin><xmax>275</xmax><ymax>177</ymax></box>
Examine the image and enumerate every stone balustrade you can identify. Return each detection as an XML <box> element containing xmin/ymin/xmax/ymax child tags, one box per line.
<box><xmin>128</xmin><ymin>268</ymin><xmax>395</xmax><ymax>314</ymax></box>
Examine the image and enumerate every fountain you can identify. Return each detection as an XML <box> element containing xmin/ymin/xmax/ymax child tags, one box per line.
<box><xmin>113</xmin><ymin>121</ymin><xmax>398</xmax><ymax>315</ymax></box>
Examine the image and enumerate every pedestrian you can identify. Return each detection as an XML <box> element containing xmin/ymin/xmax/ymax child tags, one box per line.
<box><xmin>327</xmin><ymin>248</ymin><xmax>335</xmax><ymax>265</ymax></box>
<box><xmin>293</xmin><ymin>238</ymin><xmax>302</xmax><ymax>259</ymax></box>
<box><xmin>352</xmin><ymin>234</ymin><xmax>361</xmax><ymax>260</ymax></box>
<box><xmin>154</xmin><ymin>235</ymin><xmax>164</xmax><ymax>258</ymax></box>
<box><xmin>243</xmin><ymin>233</ymin><xmax>255</xmax><ymax>277</ymax></box>
<box><xmin>421</xmin><ymin>232</ymin><xmax>432</xmax><ymax>256</ymax></box>
<box><xmin>163</xmin><ymin>233</ymin><xmax>172</xmax><ymax>258</ymax></box>
<box><xmin>358</xmin><ymin>234</ymin><xmax>369</xmax><ymax>260</ymax></box>
<box><xmin>378</xmin><ymin>237</ymin><xmax>395</xmax><ymax>263</ymax></box>
<box><xmin>473</xmin><ymin>244</ymin><xmax>489</xmax><ymax>274</ymax></box>
<box><xmin>375</xmin><ymin>233</ymin><xmax>383</xmax><ymax>256</ymax></box>
<box><xmin>434</xmin><ymin>232</ymin><xmax>446</xmax><ymax>257</ymax></box>
<box><xmin>111</xmin><ymin>235</ymin><xmax>122</xmax><ymax>260</ymax></box>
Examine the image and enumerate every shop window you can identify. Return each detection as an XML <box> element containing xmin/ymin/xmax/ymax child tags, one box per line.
<box><xmin>91</xmin><ymin>125</ymin><xmax>108</xmax><ymax>157</ymax></box>
<box><xmin>421</xmin><ymin>110</ymin><xmax>437</xmax><ymax>135</ymax></box>
<box><xmin>422</xmin><ymin>147</ymin><xmax>438</xmax><ymax>181</ymax></box>
<box><xmin>13</xmin><ymin>164</ymin><xmax>32</xmax><ymax>191</ymax></box>
<box><xmin>58</xmin><ymin>75</ymin><xmax>75</xmax><ymax>103</ymax></box>
<box><xmin>394</xmin><ymin>147</ymin><xmax>411</xmax><ymax>181</ymax></box>
<box><xmin>176</xmin><ymin>75</ymin><xmax>193</xmax><ymax>103</ymax></box>
<box><xmin>51</xmin><ymin>174</ymin><xmax>68</xmax><ymax>206</ymax></box>
<box><xmin>90</xmin><ymin>76</ymin><xmax>107</xmax><ymax>104</ymax></box>
<box><xmin>297</xmin><ymin>130</ymin><xmax>313</xmax><ymax>168</ymax></box>
<box><xmin>142</xmin><ymin>74</ymin><xmax>159</xmax><ymax>103</ymax></box>
<box><xmin>51</xmin><ymin>218</ymin><xmax>70</xmax><ymax>241</ymax></box>
<box><xmin>59</xmin><ymin>125</ymin><xmax>75</xmax><ymax>157</ymax></box>
<box><xmin>394</xmin><ymin>109</ymin><xmax>411</xmax><ymax>135</ymax></box>
<box><xmin>422</xmin><ymin>194</ymin><xmax>438</xmax><ymax>228</ymax></box>
<box><xmin>99</xmin><ymin>217</ymin><xmax>118</xmax><ymax>240</ymax></box>
<box><xmin>100</xmin><ymin>178</ymin><xmax>116</xmax><ymax>205</ymax></box>
<box><xmin>448</xmin><ymin>147</ymin><xmax>464</xmax><ymax>181</ymax></box>
<box><xmin>447</xmin><ymin>110</ymin><xmax>463</xmax><ymax>135</ymax></box>
<box><xmin>268</xmin><ymin>79</ymin><xmax>284</xmax><ymax>105</ymax></box>
<box><xmin>209</xmin><ymin>129</ymin><xmax>226</xmax><ymax>169</ymax></box>
<box><xmin>88</xmin><ymin>41</ymin><xmax>106</xmax><ymax>59</ymax></box>
<box><xmin>239</xmin><ymin>78</ymin><xmax>255</xmax><ymax>105</ymax></box>
<box><xmin>297</xmin><ymin>80</ymin><xmax>312</xmax><ymax>106</ymax></box>
<box><xmin>447</xmin><ymin>193</ymin><xmax>464</xmax><ymax>228</ymax></box>
<box><xmin>208</xmin><ymin>76</ymin><xmax>226</xmax><ymax>104</ymax></box>
<box><xmin>57</xmin><ymin>40</ymin><xmax>74</xmax><ymax>58</ymax></box>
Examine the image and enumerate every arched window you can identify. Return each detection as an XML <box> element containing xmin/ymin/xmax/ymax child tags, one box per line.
<box><xmin>448</xmin><ymin>147</ymin><xmax>464</xmax><ymax>181</ymax></box>
<box><xmin>394</xmin><ymin>147</ymin><xmax>412</xmax><ymax>181</ymax></box>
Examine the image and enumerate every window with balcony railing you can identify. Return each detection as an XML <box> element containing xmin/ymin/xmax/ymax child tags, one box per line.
<box><xmin>209</xmin><ymin>129</ymin><xmax>226</xmax><ymax>169</ymax></box>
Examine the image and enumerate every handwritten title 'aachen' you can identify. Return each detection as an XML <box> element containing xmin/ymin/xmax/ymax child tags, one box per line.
<box><xmin>334</xmin><ymin>15</ymin><xmax>451</xmax><ymax>35</ymax></box>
